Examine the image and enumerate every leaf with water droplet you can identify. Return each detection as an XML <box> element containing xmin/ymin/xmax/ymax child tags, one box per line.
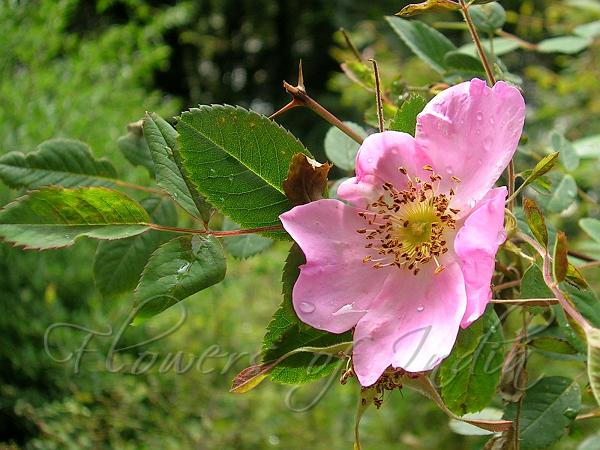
<box><xmin>133</xmin><ymin>235</ymin><xmax>226</xmax><ymax>323</ymax></box>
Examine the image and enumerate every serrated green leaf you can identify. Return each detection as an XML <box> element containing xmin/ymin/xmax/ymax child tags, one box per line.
<box><xmin>587</xmin><ymin>328</ymin><xmax>600</xmax><ymax>406</ymax></box>
<box><xmin>439</xmin><ymin>308</ymin><xmax>504</xmax><ymax>415</ymax></box>
<box><xmin>262</xmin><ymin>244</ymin><xmax>352</xmax><ymax>384</ymax></box>
<box><xmin>386</xmin><ymin>16</ymin><xmax>456</xmax><ymax>73</ymax></box>
<box><xmin>222</xmin><ymin>217</ymin><xmax>273</xmax><ymax>259</ymax></box>
<box><xmin>580</xmin><ymin>218</ymin><xmax>600</xmax><ymax>244</ymax></box>
<box><xmin>538</xmin><ymin>36</ymin><xmax>592</xmax><ymax>54</ymax></box>
<box><xmin>324</xmin><ymin>122</ymin><xmax>367</xmax><ymax>171</ymax></box>
<box><xmin>470</xmin><ymin>3</ymin><xmax>507</xmax><ymax>33</ymax></box>
<box><xmin>177</xmin><ymin>105</ymin><xmax>311</xmax><ymax>238</ymax></box>
<box><xmin>0</xmin><ymin>138</ymin><xmax>117</xmax><ymax>189</ymax></box>
<box><xmin>504</xmin><ymin>376</ymin><xmax>581</xmax><ymax>450</ymax></box>
<box><xmin>521</xmin><ymin>264</ymin><xmax>553</xmax><ymax>299</ymax></box>
<box><xmin>94</xmin><ymin>196</ymin><xmax>177</xmax><ymax>297</ymax></box>
<box><xmin>523</xmin><ymin>198</ymin><xmax>548</xmax><ymax>248</ymax></box>
<box><xmin>133</xmin><ymin>235</ymin><xmax>226</xmax><ymax>323</ymax></box>
<box><xmin>117</xmin><ymin>124</ymin><xmax>155</xmax><ymax>177</ymax></box>
<box><xmin>0</xmin><ymin>187</ymin><xmax>149</xmax><ymax>250</ymax></box>
<box><xmin>548</xmin><ymin>174</ymin><xmax>577</xmax><ymax>213</ymax></box>
<box><xmin>143</xmin><ymin>112</ymin><xmax>213</xmax><ymax>222</ymax></box>
<box><xmin>389</xmin><ymin>94</ymin><xmax>427</xmax><ymax>136</ymax></box>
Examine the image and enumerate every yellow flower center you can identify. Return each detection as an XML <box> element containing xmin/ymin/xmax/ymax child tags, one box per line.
<box><xmin>357</xmin><ymin>165</ymin><xmax>461</xmax><ymax>275</ymax></box>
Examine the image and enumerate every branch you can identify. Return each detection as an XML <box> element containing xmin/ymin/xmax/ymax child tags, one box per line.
<box><xmin>147</xmin><ymin>223</ymin><xmax>284</xmax><ymax>237</ymax></box>
<box><xmin>114</xmin><ymin>180</ymin><xmax>166</xmax><ymax>196</ymax></box>
<box><xmin>491</xmin><ymin>298</ymin><xmax>558</xmax><ymax>306</ymax></box>
<box><xmin>518</xmin><ymin>232</ymin><xmax>593</xmax><ymax>332</ymax></box>
<box><xmin>270</xmin><ymin>62</ymin><xmax>365</xmax><ymax>145</ymax></box>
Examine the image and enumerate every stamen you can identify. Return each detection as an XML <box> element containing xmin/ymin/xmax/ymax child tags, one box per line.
<box><xmin>356</xmin><ymin>165</ymin><xmax>460</xmax><ymax>277</ymax></box>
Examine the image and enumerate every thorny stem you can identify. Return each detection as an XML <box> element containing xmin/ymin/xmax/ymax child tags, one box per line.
<box><xmin>270</xmin><ymin>62</ymin><xmax>365</xmax><ymax>145</ymax></box>
<box><xmin>370</xmin><ymin>59</ymin><xmax>385</xmax><ymax>133</ymax></box>
<box><xmin>518</xmin><ymin>232</ymin><xmax>593</xmax><ymax>332</ymax></box>
<box><xmin>147</xmin><ymin>223</ymin><xmax>283</xmax><ymax>237</ymax></box>
<box><xmin>458</xmin><ymin>0</ymin><xmax>517</xmax><ymax>211</ymax></box>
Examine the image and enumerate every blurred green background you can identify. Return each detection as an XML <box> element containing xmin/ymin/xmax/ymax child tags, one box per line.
<box><xmin>1</xmin><ymin>0</ymin><xmax>600</xmax><ymax>449</ymax></box>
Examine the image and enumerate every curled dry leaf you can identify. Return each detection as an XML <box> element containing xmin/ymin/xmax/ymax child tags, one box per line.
<box><xmin>395</xmin><ymin>0</ymin><xmax>459</xmax><ymax>17</ymax></box>
<box><xmin>283</xmin><ymin>153</ymin><xmax>331</xmax><ymax>206</ymax></box>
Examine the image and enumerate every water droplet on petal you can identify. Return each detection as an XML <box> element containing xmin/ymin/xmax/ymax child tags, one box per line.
<box><xmin>367</xmin><ymin>158</ymin><xmax>374</xmax><ymax>164</ymax></box>
<box><xmin>299</xmin><ymin>302</ymin><xmax>316</xmax><ymax>314</ymax></box>
<box><xmin>476</xmin><ymin>112</ymin><xmax>483</xmax><ymax>121</ymax></box>
<box><xmin>489</xmin><ymin>117</ymin><xmax>495</xmax><ymax>125</ymax></box>
<box><xmin>416</xmin><ymin>305</ymin><xmax>424</xmax><ymax>312</ymax></box>
<box><xmin>445</xmin><ymin>166</ymin><xmax>453</xmax><ymax>175</ymax></box>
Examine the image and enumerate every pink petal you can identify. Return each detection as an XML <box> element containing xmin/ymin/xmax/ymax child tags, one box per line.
<box><xmin>280</xmin><ymin>199</ymin><xmax>391</xmax><ymax>333</ymax></box>
<box><xmin>454</xmin><ymin>187</ymin><xmax>507</xmax><ymax>328</ymax></box>
<box><xmin>337</xmin><ymin>131</ymin><xmax>432</xmax><ymax>208</ymax></box>
<box><xmin>352</xmin><ymin>262</ymin><xmax>467</xmax><ymax>386</ymax></box>
<box><xmin>415</xmin><ymin>79</ymin><xmax>524</xmax><ymax>213</ymax></box>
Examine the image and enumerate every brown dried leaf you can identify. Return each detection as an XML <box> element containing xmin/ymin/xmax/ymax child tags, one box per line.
<box><xmin>230</xmin><ymin>361</ymin><xmax>277</xmax><ymax>394</ymax></box>
<box><xmin>283</xmin><ymin>153</ymin><xmax>331</xmax><ymax>206</ymax></box>
<box><xmin>395</xmin><ymin>0</ymin><xmax>459</xmax><ymax>17</ymax></box>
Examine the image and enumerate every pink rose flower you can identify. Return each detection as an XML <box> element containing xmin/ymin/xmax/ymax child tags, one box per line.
<box><xmin>279</xmin><ymin>79</ymin><xmax>525</xmax><ymax>386</ymax></box>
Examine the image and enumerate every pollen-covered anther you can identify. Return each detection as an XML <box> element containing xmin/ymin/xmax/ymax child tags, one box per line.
<box><xmin>356</xmin><ymin>166</ymin><xmax>461</xmax><ymax>275</ymax></box>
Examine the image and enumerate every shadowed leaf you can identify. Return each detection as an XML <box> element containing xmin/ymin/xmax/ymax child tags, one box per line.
<box><xmin>133</xmin><ymin>235</ymin><xmax>226</xmax><ymax>323</ymax></box>
<box><xmin>0</xmin><ymin>138</ymin><xmax>117</xmax><ymax>189</ymax></box>
<box><xmin>0</xmin><ymin>186</ymin><xmax>149</xmax><ymax>250</ymax></box>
